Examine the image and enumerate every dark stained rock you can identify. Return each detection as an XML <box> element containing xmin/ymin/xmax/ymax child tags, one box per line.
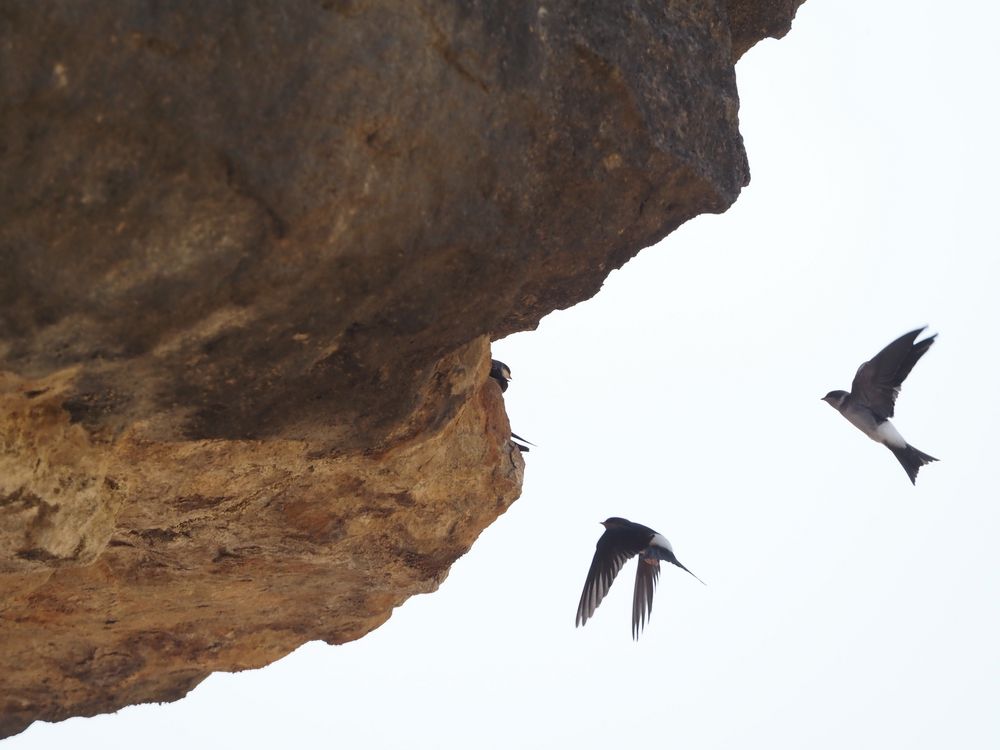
<box><xmin>728</xmin><ymin>0</ymin><xmax>807</xmax><ymax>59</ymax></box>
<box><xmin>0</xmin><ymin>0</ymin><xmax>804</xmax><ymax>737</ymax></box>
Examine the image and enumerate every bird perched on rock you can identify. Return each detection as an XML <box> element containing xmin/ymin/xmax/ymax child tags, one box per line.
<box><xmin>576</xmin><ymin>517</ymin><xmax>703</xmax><ymax>640</ymax></box>
<box><xmin>489</xmin><ymin>358</ymin><xmax>534</xmax><ymax>452</ymax></box>
<box><xmin>822</xmin><ymin>327</ymin><xmax>938</xmax><ymax>484</ymax></box>
<box><xmin>489</xmin><ymin>359</ymin><xmax>512</xmax><ymax>392</ymax></box>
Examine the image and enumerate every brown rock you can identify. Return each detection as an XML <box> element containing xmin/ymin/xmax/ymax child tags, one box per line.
<box><xmin>1</xmin><ymin>338</ymin><xmax>522</xmax><ymax>734</ymax></box>
<box><xmin>728</xmin><ymin>0</ymin><xmax>807</xmax><ymax>59</ymax></box>
<box><xmin>0</xmin><ymin>0</ymin><xmax>804</xmax><ymax>737</ymax></box>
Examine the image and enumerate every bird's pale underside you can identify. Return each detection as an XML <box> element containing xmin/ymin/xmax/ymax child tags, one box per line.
<box><xmin>822</xmin><ymin>327</ymin><xmax>938</xmax><ymax>484</ymax></box>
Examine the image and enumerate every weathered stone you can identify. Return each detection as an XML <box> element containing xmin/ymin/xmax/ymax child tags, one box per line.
<box><xmin>0</xmin><ymin>0</ymin><xmax>803</xmax><ymax>737</ymax></box>
<box><xmin>1</xmin><ymin>337</ymin><xmax>522</xmax><ymax>734</ymax></box>
<box><xmin>727</xmin><ymin>0</ymin><xmax>806</xmax><ymax>59</ymax></box>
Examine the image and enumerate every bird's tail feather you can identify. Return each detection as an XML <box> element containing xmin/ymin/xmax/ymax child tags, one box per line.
<box><xmin>657</xmin><ymin>548</ymin><xmax>707</xmax><ymax>585</ymax></box>
<box><xmin>673</xmin><ymin>560</ymin><xmax>707</xmax><ymax>586</ymax></box>
<box><xmin>890</xmin><ymin>443</ymin><xmax>938</xmax><ymax>485</ymax></box>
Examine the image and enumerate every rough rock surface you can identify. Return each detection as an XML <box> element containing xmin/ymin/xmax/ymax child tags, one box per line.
<box><xmin>0</xmin><ymin>0</ymin><xmax>803</xmax><ymax>738</ymax></box>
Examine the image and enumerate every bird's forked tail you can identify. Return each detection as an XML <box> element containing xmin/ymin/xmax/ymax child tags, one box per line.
<box><xmin>890</xmin><ymin>443</ymin><xmax>938</xmax><ymax>485</ymax></box>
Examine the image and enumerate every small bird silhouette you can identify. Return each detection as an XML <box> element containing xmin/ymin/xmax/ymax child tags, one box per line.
<box><xmin>489</xmin><ymin>359</ymin><xmax>512</xmax><ymax>392</ymax></box>
<box><xmin>822</xmin><ymin>327</ymin><xmax>938</xmax><ymax>484</ymax></box>
<box><xmin>489</xmin><ymin>358</ymin><xmax>535</xmax><ymax>452</ymax></box>
<box><xmin>576</xmin><ymin>517</ymin><xmax>703</xmax><ymax>639</ymax></box>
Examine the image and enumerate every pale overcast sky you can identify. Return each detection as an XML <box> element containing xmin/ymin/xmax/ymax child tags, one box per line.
<box><xmin>10</xmin><ymin>1</ymin><xmax>1000</xmax><ymax>748</ymax></box>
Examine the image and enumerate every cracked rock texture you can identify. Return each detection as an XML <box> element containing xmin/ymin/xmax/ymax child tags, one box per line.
<box><xmin>0</xmin><ymin>0</ymin><xmax>804</xmax><ymax>738</ymax></box>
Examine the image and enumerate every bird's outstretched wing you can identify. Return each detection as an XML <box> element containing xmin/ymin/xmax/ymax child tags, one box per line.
<box><xmin>576</xmin><ymin>529</ymin><xmax>647</xmax><ymax>628</ymax></box>
<box><xmin>632</xmin><ymin>552</ymin><xmax>660</xmax><ymax>640</ymax></box>
<box><xmin>850</xmin><ymin>327</ymin><xmax>936</xmax><ymax>419</ymax></box>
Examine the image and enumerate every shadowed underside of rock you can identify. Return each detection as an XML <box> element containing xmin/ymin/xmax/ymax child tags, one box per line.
<box><xmin>0</xmin><ymin>0</ymin><xmax>804</xmax><ymax>737</ymax></box>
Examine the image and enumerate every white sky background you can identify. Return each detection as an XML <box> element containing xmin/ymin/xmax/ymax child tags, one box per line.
<box><xmin>9</xmin><ymin>1</ymin><xmax>1000</xmax><ymax>748</ymax></box>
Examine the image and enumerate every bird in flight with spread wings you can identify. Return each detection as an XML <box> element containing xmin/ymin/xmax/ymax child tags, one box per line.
<box><xmin>822</xmin><ymin>327</ymin><xmax>938</xmax><ymax>484</ymax></box>
<box><xmin>576</xmin><ymin>517</ymin><xmax>703</xmax><ymax>640</ymax></box>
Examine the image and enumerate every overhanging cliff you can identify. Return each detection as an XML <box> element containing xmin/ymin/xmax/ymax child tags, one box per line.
<box><xmin>0</xmin><ymin>0</ymin><xmax>804</xmax><ymax>737</ymax></box>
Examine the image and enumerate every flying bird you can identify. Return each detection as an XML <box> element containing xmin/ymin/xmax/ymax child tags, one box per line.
<box><xmin>822</xmin><ymin>327</ymin><xmax>938</xmax><ymax>484</ymax></box>
<box><xmin>576</xmin><ymin>517</ymin><xmax>703</xmax><ymax>640</ymax></box>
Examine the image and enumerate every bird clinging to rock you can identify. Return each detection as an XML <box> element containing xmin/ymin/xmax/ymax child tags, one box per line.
<box><xmin>821</xmin><ymin>327</ymin><xmax>938</xmax><ymax>484</ymax></box>
<box><xmin>489</xmin><ymin>358</ymin><xmax>534</xmax><ymax>452</ymax></box>
<box><xmin>489</xmin><ymin>359</ymin><xmax>511</xmax><ymax>392</ymax></box>
<box><xmin>576</xmin><ymin>517</ymin><xmax>703</xmax><ymax>640</ymax></box>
